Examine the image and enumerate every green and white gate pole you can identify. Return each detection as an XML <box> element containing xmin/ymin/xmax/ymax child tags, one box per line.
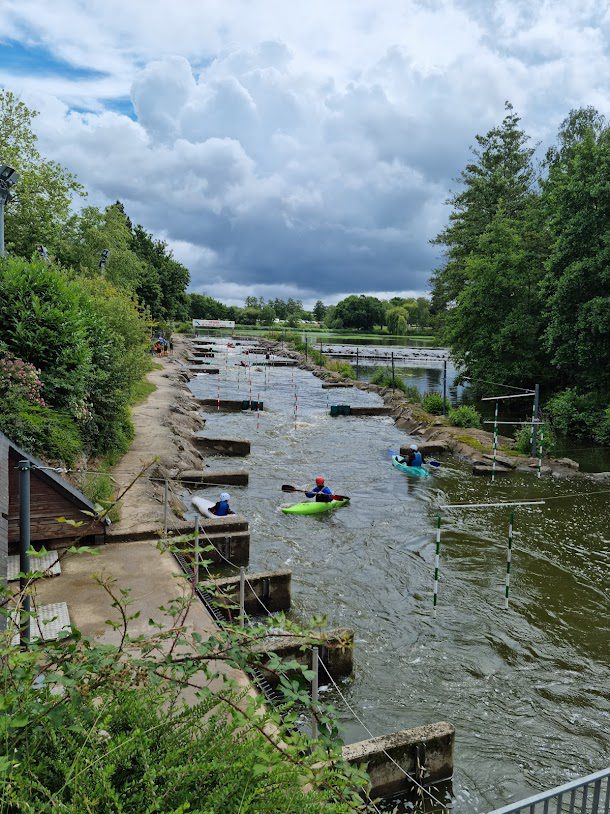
<box><xmin>505</xmin><ymin>511</ymin><xmax>514</xmax><ymax>609</ymax></box>
<box><xmin>433</xmin><ymin>515</ymin><xmax>441</xmax><ymax>618</ymax></box>
<box><xmin>492</xmin><ymin>400</ymin><xmax>499</xmax><ymax>483</ymax></box>
<box><xmin>537</xmin><ymin>425</ymin><xmax>544</xmax><ymax>479</ymax></box>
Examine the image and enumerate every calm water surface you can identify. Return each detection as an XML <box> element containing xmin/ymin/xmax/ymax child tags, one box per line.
<box><xmin>188</xmin><ymin>340</ymin><xmax>610</xmax><ymax>814</ymax></box>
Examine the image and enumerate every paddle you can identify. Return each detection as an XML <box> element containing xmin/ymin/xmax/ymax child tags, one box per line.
<box><xmin>281</xmin><ymin>484</ymin><xmax>350</xmax><ymax>501</ymax></box>
<box><xmin>387</xmin><ymin>448</ymin><xmax>441</xmax><ymax>467</ymax></box>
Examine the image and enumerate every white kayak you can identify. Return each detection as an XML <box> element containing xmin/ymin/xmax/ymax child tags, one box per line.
<box><xmin>192</xmin><ymin>496</ymin><xmax>217</xmax><ymax>518</ymax></box>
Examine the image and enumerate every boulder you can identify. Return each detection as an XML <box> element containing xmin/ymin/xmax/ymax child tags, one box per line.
<box><xmin>554</xmin><ymin>457</ymin><xmax>580</xmax><ymax>470</ymax></box>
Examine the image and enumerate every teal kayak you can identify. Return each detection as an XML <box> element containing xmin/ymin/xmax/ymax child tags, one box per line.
<box><xmin>391</xmin><ymin>455</ymin><xmax>430</xmax><ymax>479</ymax></box>
<box><xmin>281</xmin><ymin>499</ymin><xmax>349</xmax><ymax>515</ymax></box>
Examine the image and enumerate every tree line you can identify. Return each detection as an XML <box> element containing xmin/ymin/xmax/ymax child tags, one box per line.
<box><xmin>189</xmin><ymin>292</ymin><xmax>432</xmax><ymax>332</ymax></box>
<box><xmin>432</xmin><ymin>102</ymin><xmax>610</xmax><ymax>442</ymax></box>
<box><xmin>0</xmin><ymin>89</ymin><xmax>190</xmax><ymax>465</ymax></box>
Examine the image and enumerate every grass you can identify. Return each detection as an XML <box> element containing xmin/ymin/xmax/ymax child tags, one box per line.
<box><xmin>131</xmin><ymin>379</ymin><xmax>157</xmax><ymax>405</ymax></box>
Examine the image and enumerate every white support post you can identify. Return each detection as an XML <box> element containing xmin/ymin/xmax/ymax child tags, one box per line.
<box><xmin>505</xmin><ymin>512</ymin><xmax>514</xmax><ymax>609</ymax></box>
<box><xmin>433</xmin><ymin>515</ymin><xmax>441</xmax><ymax>618</ymax></box>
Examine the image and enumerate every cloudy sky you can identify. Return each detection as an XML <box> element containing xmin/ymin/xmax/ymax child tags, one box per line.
<box><xmin>2</xmin><ymin>1</ymin><xmax>610</xmax><ymax>307</ymax></box>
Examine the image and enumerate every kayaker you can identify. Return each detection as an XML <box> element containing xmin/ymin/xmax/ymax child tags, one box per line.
<box><xmin>403</xmin><ymin>444</ymin><xmax>425</xmax><ymax>467</ymax></box>
<box><xmin>210</xmin><ymin>492</ymin><xmax>232</xmax><ymax>516</ymax></box>
<box><xmin>306</xmin><ymin>476</ymin><xmax>333</xmax><ymax>502</ymax></box>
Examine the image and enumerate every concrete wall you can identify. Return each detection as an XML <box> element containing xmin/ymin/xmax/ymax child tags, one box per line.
<box><xmin>342</xmin><ymin>721</ymin><xmax>455</xmax><ymax>799</ymax></box>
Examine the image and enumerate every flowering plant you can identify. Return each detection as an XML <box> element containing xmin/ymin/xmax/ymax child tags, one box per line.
<box><xmin>0</xmin><ymin>356</ymin><xmax>46</xmax><ymax>406</ymax></box>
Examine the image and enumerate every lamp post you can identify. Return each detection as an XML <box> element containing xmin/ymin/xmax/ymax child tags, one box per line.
<box><xmin>0</xmin><ymin>164</ymin><xmax>19</xmax><ymax>257</ymax></box>
<box><xmin>99</xmin><ymin>248</ymin><xmax>110</xmax><ymax>270</ymax></box>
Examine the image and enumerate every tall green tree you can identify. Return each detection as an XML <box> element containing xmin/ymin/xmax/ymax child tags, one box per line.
<box><xmin>131</xmin><ymin>223</ymin><xmax>189</xmax><ymax>320</ymax></box>
<box><xmin>333</xmin><ymin>295</ymin><xmax>384</xmax><ymax>331</ymax></box>
<box><xmin>542</xmin><ymin>108</ymin><xmax>610</xmax><ymax>394</ymax></box>
<box><xmin>445</xmin><ymin>208</ymin><xmax>548</xmax><ymax>385</ymax></box>
<box><xmin>313</xmin><ymin>299</ymin><xmax>327</xmax><ymax>321</ymax></box>
<box><xmin>431</xmin><ymin>102</ymin><xmax>536</xmax><ymax>311</ymax></box>
<box><xmin>0</xmin><ymin>89</ymin><xmax>84</xmax><ymax>257</ymax></box>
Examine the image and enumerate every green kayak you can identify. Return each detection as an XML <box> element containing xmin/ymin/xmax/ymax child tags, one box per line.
<box><xmin>281</xmin><ymin>499</ymin><xmax>349</xmax><ymax>515</ymax></box>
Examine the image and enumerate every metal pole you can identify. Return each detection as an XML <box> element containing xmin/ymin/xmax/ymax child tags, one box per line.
<box><xmin>239</xmin><ymin>566</ymin><xmax>245</xmax><ymax>627</ymax></box>
<box><xmin>305</xmin><ymin>335</ymin><xmax>308</xmax><ymax>362</ymax></box>
<box><xmin>492</xmin><ymin>400</ymin><xmax>499</xmax><ymax>483</ymax></box>
<box><xmin>433</xmin><ymin>515</ymin><xmax>441</xmax><ymax>618</ymax></box>
<box><xmin>163</xmin><ymin>478</ymin><xmax>169</xmax><ymax>537</ymax></box>
<box><xmin>311</xmin><ymin>645</ymin><xmax>319</xmax><ymax>739</ymax></box>
<box><xmin>193</xmin><ymin>515</ymin><xmax>200</xmax><ymax>590</ymax></box>
<box><xmin>442</xmin><ymin>359</ymin><xmax>447</xmax><ymax>415</ymax></box>
<box><xmin>391</xmin><ymin>351</ymin><xmax>395</xmax><ymax>391</ymax></box>
<box><xmin>356</xmin><ymin>346</ymin><xmax>359</xmax><ymax>379</ymax></box>
<box><xmin>0</xmin><ymin>199</ymin><xmax>5</xmax><ymax>257</ymax></box>
<box><xmin>531</xmin><ymin>383</ymin><xmax>540</xmax><ymax>456</ymax></box>
<box><xmin>18</xmin><ymin>460</ymin><xmax>31</xmax><ymax>646</ymax></box>
<box><xmin>505</xmin><ymin>511</ymin><xmax>514</xmax><ymax>609</ymax></box>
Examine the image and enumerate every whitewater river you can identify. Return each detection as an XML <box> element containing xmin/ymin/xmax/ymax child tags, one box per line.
<box><xmin>187</xmin><ymin>341</ymin><xmax>610</xmax><ymax>813</ymax></box>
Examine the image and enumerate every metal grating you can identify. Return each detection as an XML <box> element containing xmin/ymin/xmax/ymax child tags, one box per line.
<box><xmin>7</xmin><ymin>552</ymin><xmax>61</xmax><ymax>582</ymax></box>
<box><xmin>10</xmin><ymin>602</ymin><xmax>71</xmax><ymax>645</ymax></box>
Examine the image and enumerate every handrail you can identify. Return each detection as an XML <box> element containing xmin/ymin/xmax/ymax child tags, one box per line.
<box><xmin>487</xmin><ymin>767</ymin><xmax>610</xmax><ymax>814</ymax></box>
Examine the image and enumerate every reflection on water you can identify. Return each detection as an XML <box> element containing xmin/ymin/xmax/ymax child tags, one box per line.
<box><xmin>188</xmin><ymin>339</ymin><xmax>610</xmax><ymax>814</ymax></box>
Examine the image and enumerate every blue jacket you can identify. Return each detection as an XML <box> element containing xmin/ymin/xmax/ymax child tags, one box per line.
<box><xmin>412</xmin><ymin>451</ymin><xmax>423</xmax><ymax>467</ymax></box>
<box><xmin>212</xmin><ymin>499</ymin><xmax>230</xmax><ymax>516</ymax></box>
<box><xmin>306</xmin><ymin>485</ymin><xmax>333</xmax><ymax>501</ymax></box>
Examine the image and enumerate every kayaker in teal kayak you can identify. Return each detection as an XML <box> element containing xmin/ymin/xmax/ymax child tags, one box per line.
<box><xmin>306</xmin><ymin>476</ymin><xmax>334</xmax><ymax>502</ymax></box>
<box><xmin>401</xmin><ymin>444</ymin><xmax>426</xmax><ymax>467</ymax></box>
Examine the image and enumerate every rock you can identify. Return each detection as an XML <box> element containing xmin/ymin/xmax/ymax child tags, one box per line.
<box><xmin>481</xmin><ymin>453</ymin><xmax>516</xmax><ymax>469</ymax></box>
<box><xmin>473</xmin><ymin>463</ymin><xmax>512</xmax><ymax>476</ymax></box>
<box><xmin>400</xmin><ymin>440</ymin><xmax>449</xmax><ymax>457</ymax></box>
<box><xmin>554</xmin><ymin>457</ymin><xmax>580</xmax><ymax>470</ymax></box>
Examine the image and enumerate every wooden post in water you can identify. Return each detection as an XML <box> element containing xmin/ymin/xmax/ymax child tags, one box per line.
<box><xmin>505</xmin><ymin>511</ymin><xmax>514</xmax><ymax>609</ymax></box>
<box><xmin>433</xmin><ymin>515</ymin><xmax>441</xmax><ymax>618</ymax></box>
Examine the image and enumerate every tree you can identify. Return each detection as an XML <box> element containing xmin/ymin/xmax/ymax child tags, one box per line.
<box><xmin>431</xmin><ymin>102</ymin><xmax>536</xmax><ymax>312</ymax></box>
<box><xmin>444</xmin><ymin>207</ymin><xmax>548</xmax><ymax>385</ymax></box>
<box><xmin>386</xmin><ymin>306</ymin><xmax>409</xmax><ymax>335</ymax></box>
<box><xmin>542</xmin><ymin>108</ymin><xmax>610</xmax><ymax>394</ymax></box>
<box><xmin>0</xmin><ymin>89</ymin><xmax>84</xmax><ymax>258</ymax></box>
<box><xmin>131</xmin><ymin>223</ymin><xmax>190</xmax><ymax>320</ymax></box>
<box><xmin>333</xmin><ymin>295</ymin><xmax>384</xmax><ymax>331</ymax></box>
<box><xmin>189</xmin><ymin>293</ymin><xmax>229</xmax><ymax>320</ymax></box>
<box><xmin>260</xmin><ymin>304</ymin><xmax>276</xmax><ymax>324</ymax></box>
<box><xmin>313</xmin><ymin>300</ymin><xmax>327</xmax><ymax>321</ymax></box>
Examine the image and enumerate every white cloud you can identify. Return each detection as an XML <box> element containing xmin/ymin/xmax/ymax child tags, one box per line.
<box><xmin>3</xmin><ymin>1</ymin><xmax>610</xmax><ymax>303</ymax></box>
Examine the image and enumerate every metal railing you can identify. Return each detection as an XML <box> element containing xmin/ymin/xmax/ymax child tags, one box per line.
<box><xmin>487</xmin><ymin>768</ymin><xmax>610</xmax><ymax>814</ymax></box>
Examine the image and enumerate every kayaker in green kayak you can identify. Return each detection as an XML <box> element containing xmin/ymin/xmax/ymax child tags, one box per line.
<box><xmin>306</xmin><ymin>476</ymin><xmax>334</xmax><ymax>502</ymax></box>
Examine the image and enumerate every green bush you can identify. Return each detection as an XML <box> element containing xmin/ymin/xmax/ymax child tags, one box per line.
<box><xmin>326</xmin><ymin>360</ymin><xmax>356</xmax><ymax>379</ymax></box>
<box><xmin>369</xmin><ymin>367</ymin><xmax>409</xmax><ymax>393</ymax></box>
<box><xmin>513</xmin><ymin>422</ymin><xmax>556</xmax><ymax>455</ymax></box>
<box><xmin>448</xmin><ymin>405</ymin><xmax>482</xmax><ymax>428</ymax></box>
<box><xmin>403</xmin><ymin>384</ymin><xmax>422</xmax><ymax>403</ymax></box>
<box><xmin>0</xmin><ymin>399</ymin><xmax>82</xmax><ymax>464</ymax></box>
<box><xmin>546</xmin><ymin>388</ymin><xmax>598</xmax><ymax>437</ymax></box>
<box><xmin>78</xmin><ymin>471</ymin><xmax>120</xmax><ymax>522</ymax></box>
<box><xmin>422</xmin><ymin>392</ymin><xmax>445</xmax><ymax>415</ymax></box>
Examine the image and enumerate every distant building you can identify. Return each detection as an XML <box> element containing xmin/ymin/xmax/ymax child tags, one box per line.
<box><xmin>0</xmin><ymin>431</ymin><xmax>108</xmax><ymax>583</ymax></box>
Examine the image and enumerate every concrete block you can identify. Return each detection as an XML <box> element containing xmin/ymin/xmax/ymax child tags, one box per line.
<box><xmin>189</xmin><ymin>366</ymin><xmax>220</xmax><ymax>374</ymax></box>
<box><xmin>196</xmin><ymin>398</ymin><xmax>263</xmax><ymax>412</ymax></box>
<box><xmin>342</xmin><ymin>721</ymin><xmax>455</xmax><ymax>799</ymax></box>
<box><xmin>482</xmin><ymin>453</ymin><xmax>516</xmax><ymax>468</ymax></box>
<box><xmin>249</xmin><ymin>627</ymin><xmax>354</xmax><ymax>687</ymax></box>
<box><xmin>472</xmin><ymin>463</ymin><xmax>512</xmax><ymax>476</ymax></box>
<box><xmin>192</xmin><ymin>436</ymin><xmax>251</xmax><ymax>456</ymax></box>
<box><xmin>348</xmin><ymin>406</ymin><xmax>393</xmax><ymax>416</ymax></box>
<box><xmin>179</xmin><ymin>529</ymin><xmax>250</xmax><ymax>568</ymax></box>
<box><xmin>178</xmin><ymin>470</ymin><xmax>249</xmax><ymax>486</ymax></box>
<box><xmin>209</xmin><ymin>569</ymin><xmax>291</xmax><ymax>614</ymax></box>
<box><xmin>321</xmin><ymin>382</ymin><xmax>354</xmax><ymax>388</ymax></box>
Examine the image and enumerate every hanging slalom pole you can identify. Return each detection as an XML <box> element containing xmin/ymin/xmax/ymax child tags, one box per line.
<box><xmin>216</xmin><ymin>376</ymin><xmax>220</xmax><ymax>412</ymax></box>
<box><xmin>256</xmin><ymin>392</ymin><xmax>261</xmax><ymax>431</ymax></box>
<box><xmin>433</xmin><ymin>515</ymin><xmax>441</xmax><ymax>618</ymax></box>
<box><xmin>537</xmin><ymin>425</ymin><xmax>544</xmax><ymax>478</ymax></box>
<box><xmin>237</xmin><ymin>366</ymin><xmax>240</xmax><ymax>392</ymax></box>
<box><xmin>293</xmin><ymin>387</ymin><xmax>298</xmax><ymax>431</ymax></box>
<box><xmin>492</xmin><ymin>400</ymin><xmax>499</xmax><ymax>483</ymax></box>
<box><xmin>505</xmin><ymin>511</ymin><xmax>514</xmax><ymax>609</ymax></box>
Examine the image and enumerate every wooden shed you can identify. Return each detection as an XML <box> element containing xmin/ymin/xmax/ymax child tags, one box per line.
<box><xmin>0</xmin><ymin>431</ymin><xmax>108</xmax><ymax>575</ymax></box>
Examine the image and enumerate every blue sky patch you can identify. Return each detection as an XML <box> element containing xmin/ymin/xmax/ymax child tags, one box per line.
<box><xmin>0</xmin><ymin>38</ymin><xmax>107</xmax><ymax>80</ymax></box>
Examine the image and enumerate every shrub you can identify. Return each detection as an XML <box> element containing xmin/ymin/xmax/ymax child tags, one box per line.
<box><xmin>546</xmin><ymin>388</ymin><xmax>599</xmax><ymax>438</ymax></box>
<box><xmin>448</xmin><ymin>405</ymin><xmax>482</xmax><ymax>428</ymax></box>
<box><xmin>0</xmin><ymin>356</ymin><xmax>45</xmax><ymax>405</ymax></box>
<box><xmin>513</xmin><ymin>422</ymin><xmax>556</xmax><ymax>455</ymax></box>
<box><xmin>422</xmin><ymin>392</ymin><xmax>445</xmax><ymax>415</ymax></box>
<box><xmin>369</xmin><ymin>367</ymin><xmax>410</xmax><ymax>393</ymax></box>
<box><xmin>78</xmin><ymin>471</ymin><xmax>120</xmax><ymax>522</ymax></box>
<box><xmin>403</xmin><ymin>384</ymin><xmax>422</xmax><ymax>403</ymax></box>
<box><xmin>0</xmin><ymin>399</ymin><xmax>82</xmax><ymax>464</ymax></box>
<box><xmin>326</xmin><ymin>360</ymin><xmax>356</xmax><ymax>379</ymax></box>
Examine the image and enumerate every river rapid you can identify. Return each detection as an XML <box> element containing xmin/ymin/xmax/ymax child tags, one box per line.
<box><xmin>188</xmin><ymin>339</ymin><xmax>610</xmax><ymax>813</ymax></box>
